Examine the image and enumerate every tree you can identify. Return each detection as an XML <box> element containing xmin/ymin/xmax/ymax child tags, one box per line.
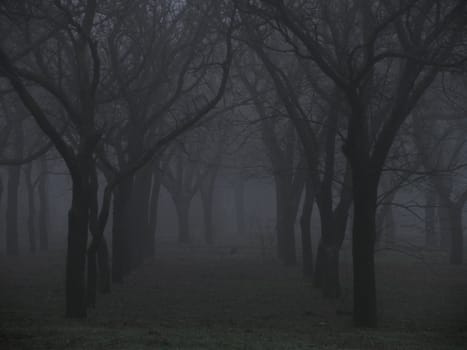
<box><xmin>238</xmin><ymin>0</ymin><xmax>467</xmax><ymax>327</ymax></box>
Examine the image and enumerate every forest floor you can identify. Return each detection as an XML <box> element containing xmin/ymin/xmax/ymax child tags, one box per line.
<box><xmin>0</xmin><ymin>246</ymin><xmax>466</xmax><ymax>349</ymax></box>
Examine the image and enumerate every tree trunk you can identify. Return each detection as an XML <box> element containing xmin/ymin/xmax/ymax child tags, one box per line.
<box><xmin>38</xmin><ymin>157</ymin><xmax>49</xmax><ymax>251</ymax></box>
<box><xmin>66</xmin><ymin>181</ymin><xmax>89</xmax><ymax>318</ymax></box>
<box><xmin>146</xmin><ymin>166</ymin><xmax>161</xmax><ymax>258</ymax></box>
<box><xmin>275</xmin><ymin>180</ymin><xmax>298</xmax><ymax>266</ymax></box>
<box><xmin>6</xmin><ymin>122</ymin><xmax>24</xmax><ymax>256</ymax></box>
<box><xmin>201</xmin><ymin>171</ymin><xmax>218</xmax><ymax>245</ymax></box>
<box><xmin>234</xmin><ymin>178</ymin><xmax>246</xmax><ymax>236</ymax></box>
<box><xmin>25</xmin><ymin>163</ymin><xmax>36</xmax><ymax>254</ymax></box>
<box><xmin>316</xmin><ymin>210</ymin><xmax>341</xmax><ymax>298</ymax></box>
<box><xmin>6</xmin><ymin>165</ymin><xmax>21</xmax><ymax>255</ymax></box>
<box><xmin>98</xmin><ymin>237</ymin><xmax>111</xmax><ymax>293</ymax></box>
<box><xmin>425</xmin><ymin>188</ymin><xmax>437</xmax><ymax>247</ymax></box>
<box><xmin>352</xmin><ymin>175</ymin><xmax>378</xmax><ymax>327</ymax></box>
<box><xmin>86</xmin><ymin>247</ymin><xmax>97</xmax><ymax>308</ymax></box>
<box><xmin>276</xmin><ymin>205</ymin><xmax>297</xmax><ymax>265</ymax></box>
<box><xmin>313</xmin><ymin>239</ymin><xmax>325</xmax><ymax>288</ymax></box>
<box><xmin>175</xmin><ymin>197</ymin><xmax>191</xmax><ymax>244</ymax></box>
<box><xmin>300</xmin><ymin>180</ymin><xmax>314</xmax><ymax>278</ymax></box>
<box><xmin>201</xmin><ymin>190</ymin><xmax>214</xmax><ymax>245</ymax></box>
<box><xmin>448</xmin><ymin>204</ymin><xmax>463</xmax><ymax>265</ymax></box>
<box><xmin>130</xmin><ymin>165</ymin><xmax>153</xmax><ymax>268</ymax></box>
<box><xmin>322</xmin><ymin>245</ymin><xmax>340</xmax><ymax>298</ymax></box>
<box><xmin>438</xmin><ymin>202</ymin><xmax>451</xmax><ymax>250</ymax></box>
<box><xmin>112</xmin><ymin>179</ymin><xmax>132</xmax><ymax>283</ymax></box>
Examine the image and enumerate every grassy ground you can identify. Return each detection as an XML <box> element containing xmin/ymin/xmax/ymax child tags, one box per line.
<box><xmin>0</xmin><ymin>247</ymin><xmax>466</xmax><ymax>349</ymax></box>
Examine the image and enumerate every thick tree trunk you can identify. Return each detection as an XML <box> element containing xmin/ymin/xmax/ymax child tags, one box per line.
<box><xmin>234</xmin><ymin>178</ymin><xmax>246</xmax><ymax>236</ymax></box>
<box><xmin>38</xmin><ymin>157</ymin><xmax>49</xmax><ymax>251</ymax></box>
<box><xmin>352</xmin><ymin>175</ymin><xmax>378</xmax><ymax>328</ymax></box>
<box><xmin>6</xmin><ymin>165</ymin><xmax>21</xmax><ymax>255</ymax></box>
<box><xmin>425</xmin><ymin>188</ymin><xmax>437</xmax><ymax>247</ymax></box>
<box><xmin>448</xmin><ymin>205</ymin><xmax>463</xmax><ymax>265</ymax></box>
<box><xmin>66</xmin><ymin>182</ymin><xmax>89</xmax><ymax>318</ymax></box>
<box><xmin>300</xmin><ymin>181</ymin><xmax>314</xmax><ymax>278</ymax></box>
<box><xmin>25</xmin><ymin>163</ymin><xmax>36</xmax><ymax>254</ymax></box>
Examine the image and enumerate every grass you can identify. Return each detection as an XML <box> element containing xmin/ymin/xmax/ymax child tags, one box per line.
<box><xmin>0</xmin><ymin>247</ymin><xmax>466</xmax><ymax>349</ymax></box>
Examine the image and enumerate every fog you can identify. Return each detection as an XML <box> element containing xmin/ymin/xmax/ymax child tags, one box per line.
<box><xmin>0</xmin><ymin>1</ymin><xmax>467</xmax><ymax>349</ymax></box>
